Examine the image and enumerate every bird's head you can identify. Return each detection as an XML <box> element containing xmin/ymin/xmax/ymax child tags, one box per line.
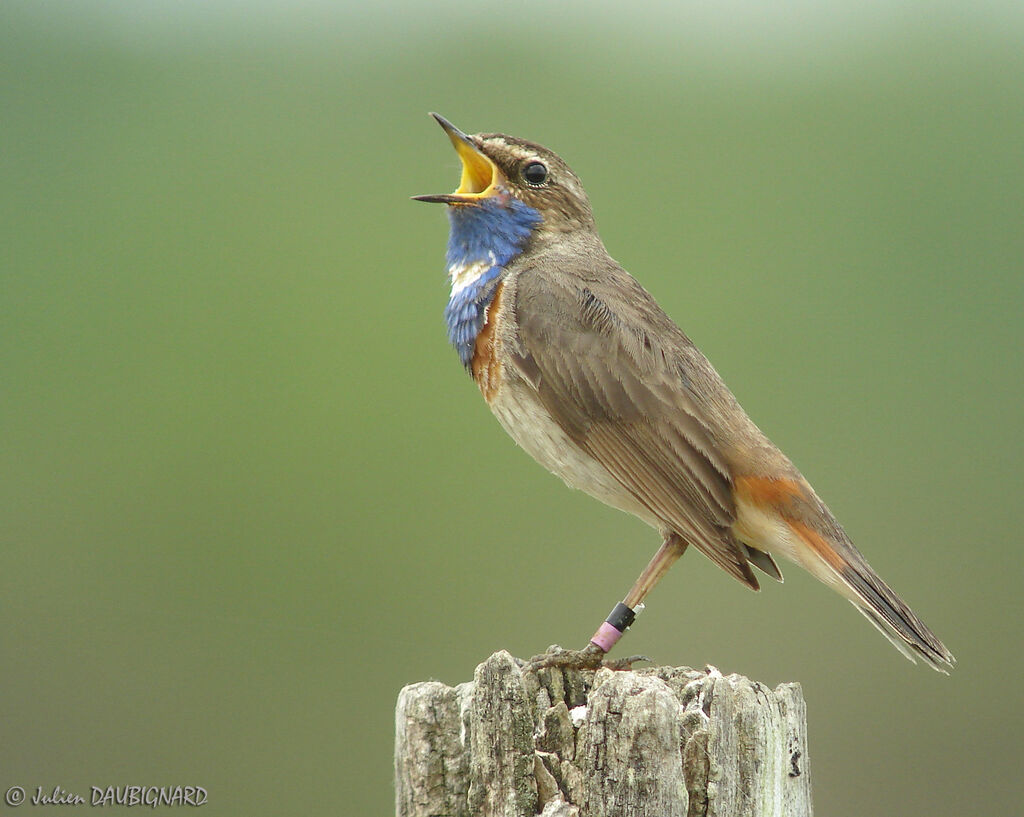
<box><xmin>414</xmin><ymin>114</ymin><xmax>595</xmax><ymax>257</ymax></box>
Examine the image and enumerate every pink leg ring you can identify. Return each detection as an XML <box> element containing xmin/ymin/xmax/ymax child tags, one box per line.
<box><xmin>590</xmin><ymin>622</ymin><xmax>625</xmax><ymax>653</ymax></box>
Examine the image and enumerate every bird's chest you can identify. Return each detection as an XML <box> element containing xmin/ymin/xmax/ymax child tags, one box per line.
<box><xmin>487</xmin><ymin>374</ymin><xmax>656</xmax><ymax>525</ymax></box>
<box><xmin>469</xmin><ymin>281</ymin><xmax>506</xmax><ymax>403</ymax></box>
<box><xmin>444</xmin><ymin>258</ymin><xmax>504</xmax><ymax>372</ymax></box>
<box><xmin>443</xmin><ymin>197</ymin><xmax>539</xmax><ymax>373</ymax></box>
<box><xmin>441</xmin><ymin>250</ymin><xmax>513</xmax><ymax>408</ymax></box>
<box><xmin>477</xmin><ymin>284</ymin><xmax>656</xmax><ymax>524</ymax></box>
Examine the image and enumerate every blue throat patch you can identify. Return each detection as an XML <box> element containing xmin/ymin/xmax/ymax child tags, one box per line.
<box><xmin>444</xmin><ymin>197</ymin><xmax>541</xmax><ymax>368</ymax></box>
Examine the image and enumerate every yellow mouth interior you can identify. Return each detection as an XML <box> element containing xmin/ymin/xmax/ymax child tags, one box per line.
<box><xmin>449</xmin><ymin>135</ymin><xmax>498</xmax><ymax>197</ymax></box>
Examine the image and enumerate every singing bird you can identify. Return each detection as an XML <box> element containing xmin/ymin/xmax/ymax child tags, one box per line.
<box><xmin>414</xmin><ymin>114</ymin><xmax>954</xmax><ymax>672</ymax></box>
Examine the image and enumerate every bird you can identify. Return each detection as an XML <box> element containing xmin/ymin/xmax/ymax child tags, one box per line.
<box><xmin>413</xmin><ymin>113</ymin><xmax>954</xmax><ymax>673</ymax></box>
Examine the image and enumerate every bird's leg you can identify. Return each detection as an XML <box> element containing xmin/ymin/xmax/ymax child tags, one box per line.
<box><xmin>620</xmin><ymin>532</ymin><xmax>690</xmax><ymax>610</ymax></box>
<box><xmin>525</xmin><ymin>533</ymin><xmax>689</xmax><ymax>672</ymax></box>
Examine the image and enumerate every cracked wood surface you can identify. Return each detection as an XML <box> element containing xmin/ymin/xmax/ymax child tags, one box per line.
<box><xmin>395</xmin><ymin>651</ymin><xmax>812</xmax><ymax>817</ymax></box>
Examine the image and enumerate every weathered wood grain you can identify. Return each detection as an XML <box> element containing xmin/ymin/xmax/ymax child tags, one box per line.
<box><xmin>395</xmin><ymin>651</ymin><xmax>812</xmax><ymax>817</ymax></box>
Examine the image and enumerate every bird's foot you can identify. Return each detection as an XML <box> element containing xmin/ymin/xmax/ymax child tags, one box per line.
<box><xmin>523</xmin><ymin>643</ymin><xmax>651</xmax><ymax>673</ymax></box>
<box><xmin>601</xmin><ymin>653</ymin><xmax>652</xmax><ymax>671</ymax></box>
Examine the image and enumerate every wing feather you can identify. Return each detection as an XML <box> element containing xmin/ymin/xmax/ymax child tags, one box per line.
<box><xmin>511</xmin><ymin>269</ymin><xmax>759</xmax><ymax>589</ymax></box>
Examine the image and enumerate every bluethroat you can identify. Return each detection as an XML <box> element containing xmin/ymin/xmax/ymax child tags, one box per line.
<box><xmin>414</xmin><ymin>114</ymin><xmax>954</xmax><ymax>673</ymax></box>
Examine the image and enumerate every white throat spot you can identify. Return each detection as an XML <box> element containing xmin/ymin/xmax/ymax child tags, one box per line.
<box><xmin>449</xmin><ymin>253</ymin><xmax>497</xmax><ymax>295</ymax></box>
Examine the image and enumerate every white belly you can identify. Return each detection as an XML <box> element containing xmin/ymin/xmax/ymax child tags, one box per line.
<box><xmin>488</xmin><ymin>380</ymin><xmax>659</xmax><ymax>528</ymax></box>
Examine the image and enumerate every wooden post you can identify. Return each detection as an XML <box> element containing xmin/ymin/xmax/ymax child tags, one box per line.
<box><xmin>395</xmin><ymin>650</ymin><xmax>812</xmax><ymax>817</ymax></box>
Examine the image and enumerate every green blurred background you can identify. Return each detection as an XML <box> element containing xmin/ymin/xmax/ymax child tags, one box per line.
<box><xmin>2</xmin><ymin>1</ymin><xmax>1022</xmax><ymax>814</ymax></box>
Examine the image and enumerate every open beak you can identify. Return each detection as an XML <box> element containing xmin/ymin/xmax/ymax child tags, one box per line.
<box><xmin>412</xmin><ymin>113</ymin><xmax>502</xmax><ymax>204</ymax></box>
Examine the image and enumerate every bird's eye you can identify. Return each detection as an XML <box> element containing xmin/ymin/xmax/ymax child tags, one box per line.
<box><xmin>521</xmin><ymin>161</ymin><xmax>548</xmax><ymax>186</ymax></box>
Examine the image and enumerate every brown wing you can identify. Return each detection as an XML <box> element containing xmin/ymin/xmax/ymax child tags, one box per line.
<box><xmin>510</xmin><ymin>268</ymin><xmax>759</xmax><ymax>590</ymax></box>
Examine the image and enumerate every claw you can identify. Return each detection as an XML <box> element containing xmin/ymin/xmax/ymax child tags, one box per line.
<box><xmin>524</xmin><ymin>643</ymin><xmax>604</xmax><ymax>673</ymax></box>
<box><xmin>523</xmin><ymin>644</ymin><xmax>649</xmax><ymax>673</ymax></box>
<box><xmin>601</xmin><ymin>654</ymin><xmax>651</xmax><ymax>670</ymax></box>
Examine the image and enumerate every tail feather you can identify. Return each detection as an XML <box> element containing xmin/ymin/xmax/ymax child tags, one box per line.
<box><xmin>855</xmin><ymin>604</ymin><xmax>922</xmax><ymax>665</ymax></box>
<box><xmin>791</xmin><ymin>518</ymin><xmax>956</xmax><ymax>672</ymax></box>
<box><xmin>734</xmin><ymin>473</ymin><xmax>955</xmax><ymax>672</ymax></box>
<box><xmin>853</xmin><ymin>600</ymin><xmax>954</xmax><ymax>673</ymax></box>
<box><xmin>840</xmin><ymin>560</ymin><xmax>956</xmax><ymax>673</ymax></box>
<box><xmin>742</xmin><ymin>544</ymin><xmax>784</xmax><ymax>582</ymax></box>
<box><xmin>784</xmin><ymin>512</ymin><xmax>954</xmax><ymax>672</ymax></box>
